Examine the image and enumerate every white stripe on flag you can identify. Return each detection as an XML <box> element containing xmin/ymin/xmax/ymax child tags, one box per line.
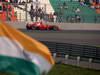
<box><xmin>0</xmin><ymin>37</ymin><xmax>52</xmax><ymax>73</ymax></box>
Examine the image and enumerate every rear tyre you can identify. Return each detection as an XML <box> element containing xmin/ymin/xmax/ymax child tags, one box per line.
<box><xmin>26</xmin><ymin>26</ymin><xmax>30</xmax><ymax>30</ymax></box>
<box><xmin>31</xmin><ymin>26</ymin><xmax>36</xmax><ymax>30</ymax></box>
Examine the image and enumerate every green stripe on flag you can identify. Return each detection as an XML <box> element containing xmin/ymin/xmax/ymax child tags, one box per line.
<box><xmin>0</xmin><ymin>55</ymin><xmax>40</xmax><ymax>75</ymax></box>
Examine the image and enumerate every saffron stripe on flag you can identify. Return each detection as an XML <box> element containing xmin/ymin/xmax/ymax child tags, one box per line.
<box><xmin>0</xmin><ymin>21</ymin><xmax>54</xmax><ymax>65</ymax></box>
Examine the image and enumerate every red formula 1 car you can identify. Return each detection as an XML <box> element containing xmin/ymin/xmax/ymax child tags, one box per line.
<box><xmin>26</xmin><ymin>21</ymin><xmax>60</xmax><ymax>31</ymax></box>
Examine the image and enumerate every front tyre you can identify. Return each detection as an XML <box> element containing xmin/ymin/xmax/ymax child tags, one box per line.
<box><xmin>52</xmin><ymin>27</ymin><xmax>58</xmax><ymax>31</ymax></box>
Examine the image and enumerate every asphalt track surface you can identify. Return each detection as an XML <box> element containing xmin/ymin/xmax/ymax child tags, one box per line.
<box><xmin>19</xmin><ymin>29</ymin><xmax>100</xmax><ymax>47</ymax></box>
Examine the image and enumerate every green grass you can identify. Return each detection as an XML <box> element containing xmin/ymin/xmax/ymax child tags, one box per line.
<box><xmin>47</xmin><ymin>63</ymin><xmax>100</xmax><ymax>75</ymax></box>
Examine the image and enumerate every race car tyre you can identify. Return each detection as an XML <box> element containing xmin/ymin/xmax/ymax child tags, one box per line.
<box><xmin>26</xmin><ymin>26</ymin><xmax>31</xmax><ymax>30</ymax></box>
<box><xmin>31</xmin><ymin>26</ymin><xmax>36</xmax><ymax>30</ymax></box>
<box><xmin>36</xmin><ymin>27</ymin><xmax>40</xmax><ymax>30</ymax></box>
<box><xmin>47</xmin><ymin>28</ymin><xmax>50</xmax><ymax>31</ymax></box>
<box><xmin>53</xmin><ymin>27</ymin><xmax>58</xmax><ymax>31</ymax></box>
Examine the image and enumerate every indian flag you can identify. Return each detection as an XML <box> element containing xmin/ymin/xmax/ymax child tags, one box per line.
<box><xmin>0</xmin><ymin>21</ymin><xmax>55</xmax><ymax>75</ymax></box>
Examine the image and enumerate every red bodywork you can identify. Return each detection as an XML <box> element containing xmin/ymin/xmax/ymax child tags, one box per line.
<box><xmin>26</xmin><ymin>21</ymin><xmax>60</xmax><ymax>30</ymax></box>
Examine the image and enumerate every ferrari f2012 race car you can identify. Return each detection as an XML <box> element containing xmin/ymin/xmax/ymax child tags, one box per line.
<box><xmin>26</xmin><ymin>21</ymin><xmax>60</xmax><ymax>31</ymax></box>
